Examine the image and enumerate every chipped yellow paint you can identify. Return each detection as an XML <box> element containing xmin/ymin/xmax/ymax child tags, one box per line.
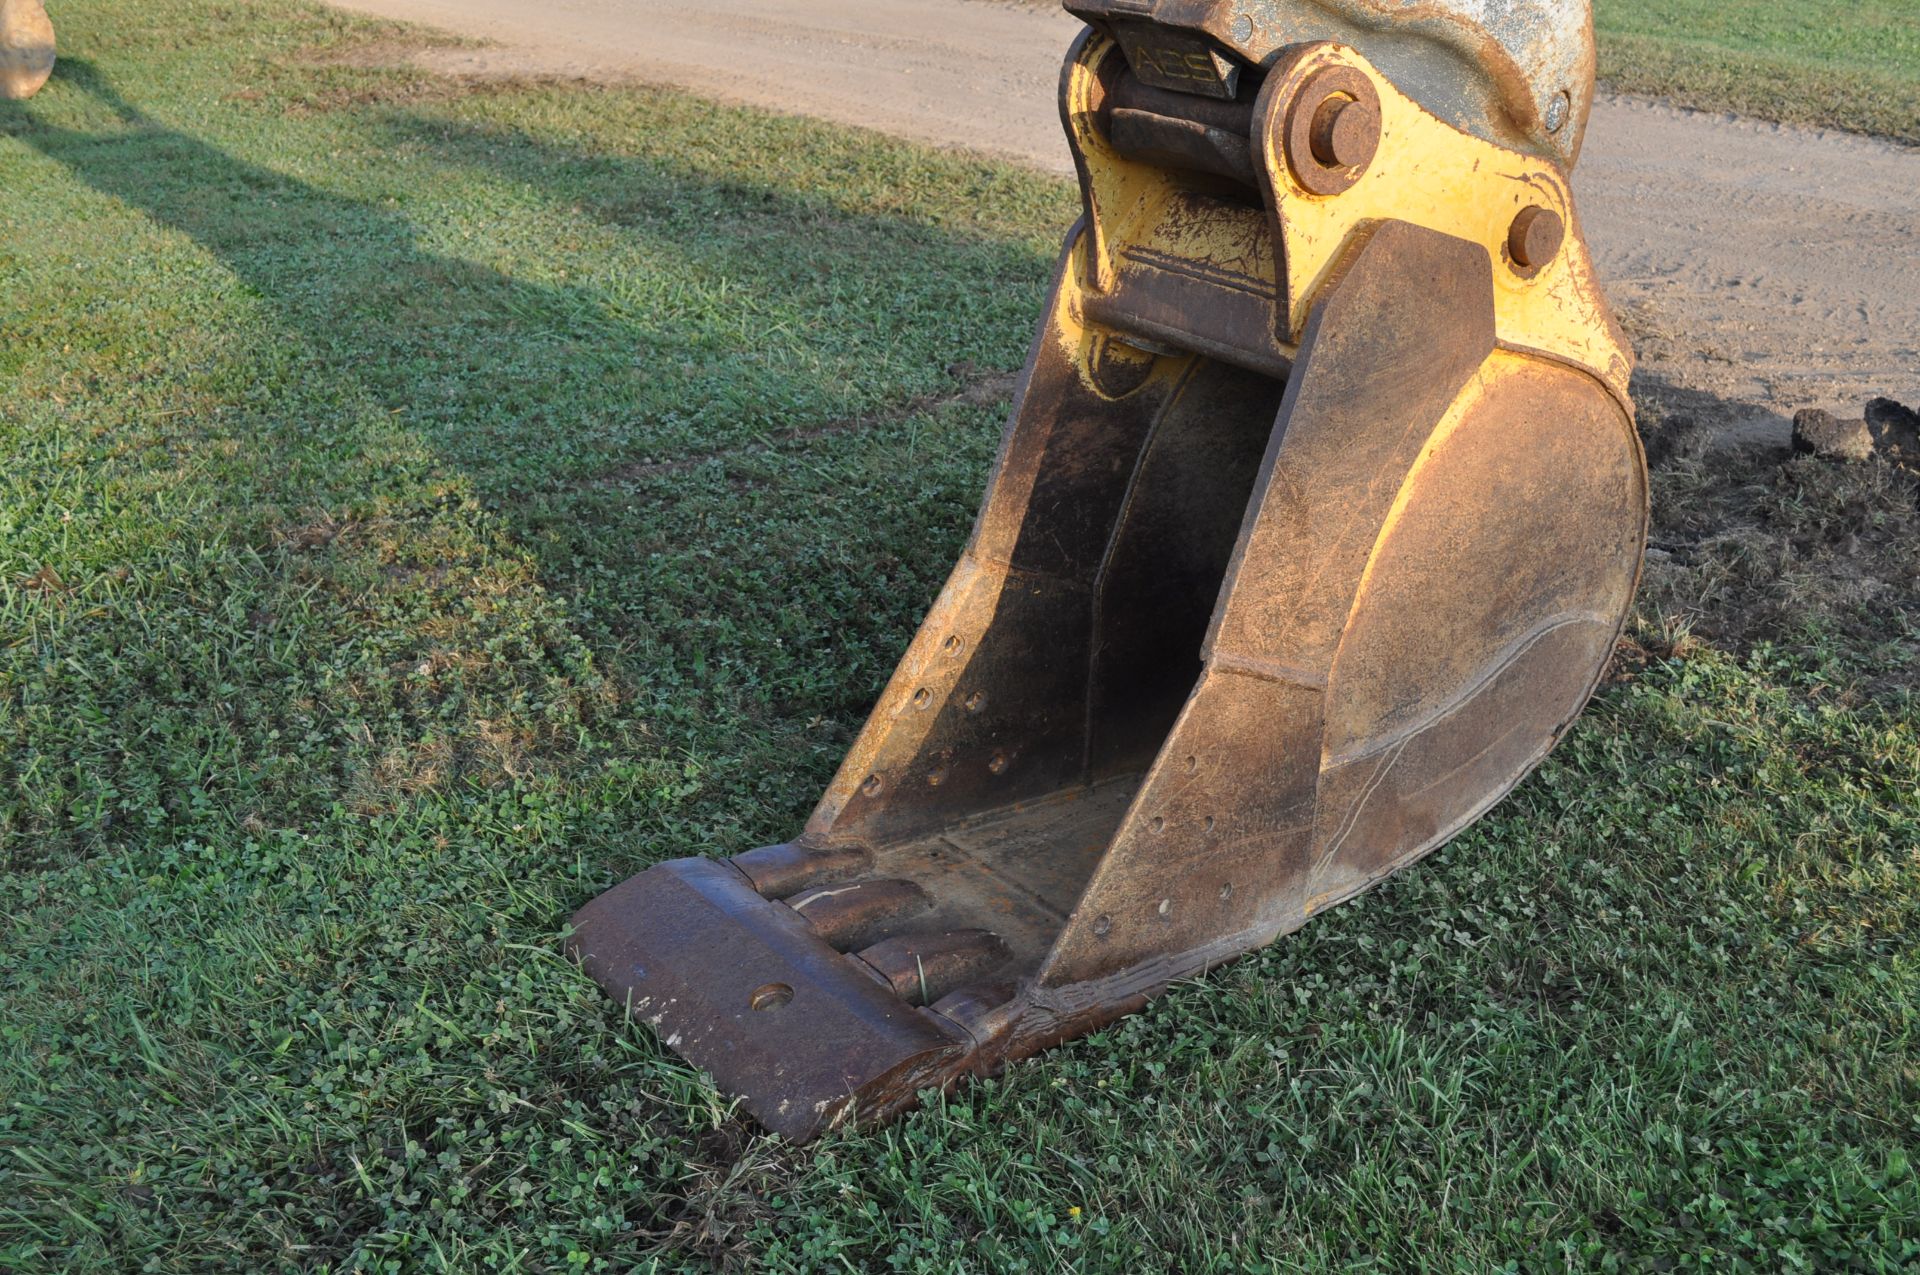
<box><xmin>1061</xmin><ymin>32</ymin><xmax>1173</xmax><ymax>300</ymax></box>
<box><xmin>1252</xmin><ymin>42</ymin><xmax>1631</xmax><ymax>402</ymax></box>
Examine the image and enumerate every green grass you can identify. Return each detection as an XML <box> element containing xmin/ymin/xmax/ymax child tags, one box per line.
<box><xmin>1</xmin><ymin>1</ymin><xmax>1917</xmax><ymax>1270</ymax></box>
<box><xmin>1596</xmin><ymin>0</ymin><xmax>1920</xmax><ymax>142</ymax></box>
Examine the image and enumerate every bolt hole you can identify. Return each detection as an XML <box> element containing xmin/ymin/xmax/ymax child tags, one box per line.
<box><xmin>965</xmin><ymin>690</ymin><xmax>987</xmax><ymax>713</ymax></box>
<box><xmin>1092</xmin><ymin>914</ymin><xmax>1112</xmax><ymax>937</ymax></box>
<box><xmin>927</xmin><ymin>766</ymin><xmax>948</xmax><ymax>787</ymax></box>
<box><xmin>1157</xmin><ymin>898</ymin><xmax>1172</xmax><ymax>918</ymax></box>
<box><xmin>1150</xmin><ymin>815</ymin><xmax>1165</xmax><ymax>833</ymax></box>
<box><xmin>861</xmin><ymin>773</ymin><xmax>883</xmax><ymax>797</ymax></box>
<box><xmin>1185</xmin><ymin>755</ymin><xmax>1198</xmax><ymax>773</ymax></box>
<box><xmin>1203</xmin><ymin>815</ymin><xmax>1215</xmax><ymax>832</ymax></box>
<box><xmin>911</xmin><ymin>687</ymin><xmax>932</xmax><ymax>710</ymax></box>
<box><xmin>942</xmin><ymin>635</ymin><xmax>964</xmax><ymax>655</ymax></box>
<box><xmin>1220</xmin><ymin>883</ymin><xmax>1234</xmax><ymax>901</ymax></box>
<box><xmin>988</xmin><ymin>751</ymin><xmax>1009</xmax><ymax>775</ymax></box>
<box><xmin>749</xmin><ymin>982</ymin><xmax>794</xmax><ymax>1011</ymax></box>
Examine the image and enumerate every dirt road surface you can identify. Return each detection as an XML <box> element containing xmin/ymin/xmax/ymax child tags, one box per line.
<box><xmin>328</xmin><ymin>0</ymin><xmax>1920</xmax><ymax>444</ymax></box>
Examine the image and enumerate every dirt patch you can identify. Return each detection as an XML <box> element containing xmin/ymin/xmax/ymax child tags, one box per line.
<box><xmin>1617</xmin><ymin>289</ymin><xmax>1920</xmax><ymax>693</ymax></box>
<box><xmin>293</xmin><ymin>35</ymin><xmax>468</xmax><ymax>69</ymax></box>
<box><xmin>282</xmin><ymin>33</ymin><xmax>604</xmax><ymax>112</ymax></box>
<box><xmin>1631</xmin><ymin>379</ymin><xmax>1920</xmax><ymax>691</ymax></box>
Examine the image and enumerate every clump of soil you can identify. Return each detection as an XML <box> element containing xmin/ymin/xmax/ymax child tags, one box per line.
<box><xmin>1793</xmin><ymin>397</ymin><xmax>1920</xmax><ymax>470</ymax></box>
<box><xmin>1632</xmin><ymin>387</ymin><xmax>1920</xmax><ymax>692</ymax></box>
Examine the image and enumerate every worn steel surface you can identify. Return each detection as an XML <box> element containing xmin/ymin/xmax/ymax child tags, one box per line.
<box><xmin>570</xmin><ymin>9</ymin><xmax>1644</xmax><ymax>1141</ymax></box>
<box><xmin>570</xmin><ymin>858</ymin><xmax>971</xmax><ymax>1139</ymax></box>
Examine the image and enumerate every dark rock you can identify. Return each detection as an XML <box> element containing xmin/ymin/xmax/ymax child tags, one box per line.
<box><xmin>1864</xmin><ymin>397</ymin><xmax>1920</xmax><ymax>467</ymax></box>
<box><xmin>1793</xmin><ymin>398</ymin><xmax>1920</xmax><ymax>470</ymax></box>
<box><xmin>1792</xmin><ymin>408</ymin><xmax>1875</xmax><ymax>462</ymax></box>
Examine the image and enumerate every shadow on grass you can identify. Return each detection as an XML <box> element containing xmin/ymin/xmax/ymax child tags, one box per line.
<box><xmin>13</xmin><ymin>57</ymin><xmax>1049</xmax><ymax>780</ymax></box>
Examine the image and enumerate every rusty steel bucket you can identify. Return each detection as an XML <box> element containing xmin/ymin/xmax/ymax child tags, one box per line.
<box><xmin>570</xmin><ymin>0</ymin><xmax>1646</xmax><ymax>1141</ymax></box>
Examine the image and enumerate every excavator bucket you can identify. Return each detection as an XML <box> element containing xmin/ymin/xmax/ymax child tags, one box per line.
<box><xmin>570</xmin><ymin>0</ymin><xmax>1646</xmax><ymax>1141</ymax></box>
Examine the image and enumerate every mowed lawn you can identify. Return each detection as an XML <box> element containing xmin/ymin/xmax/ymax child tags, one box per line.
<box><xmin>2</xmin><ymin>1</ymin><xmax>1917</xmax><ymax>1271</ymax></box>
<box><xmin>1596</xmin><ymin>0</ymin><xmax>1920</xmax><ymax>141</ymax></box>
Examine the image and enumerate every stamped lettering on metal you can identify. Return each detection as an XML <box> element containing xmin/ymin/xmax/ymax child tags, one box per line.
<box><xmin>1115</xmin><ymin>23</ymin><xmax>1239</xmax><ymax>99</ymax></box>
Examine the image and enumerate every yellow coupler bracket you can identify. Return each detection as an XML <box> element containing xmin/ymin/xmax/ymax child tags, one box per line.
<box><xmin>1065</xmin><ymin>33</ymin><xmax>1631</xmax><ymax>401</ymax></box>
<box><xmin>568</xmin><ymin>30</ymin><xmax>1647</xmax><ymax>1141</ymax></box>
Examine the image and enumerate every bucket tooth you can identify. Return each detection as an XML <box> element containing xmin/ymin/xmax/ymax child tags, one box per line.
<box><xmin>730</xmin><ymin>842</ymin><xmax>872</xmax><ymax>896</ymax></box>
<box><xmin>855</xmin><ymin>930</ymin><xmax>1013</xmax><ymax>1005</ymax></box>
<box><xmin>929</xmin><ymin>983</ymin><xmax>1019</xmax><ymax>1034</ymax></box>
<box><xmin>783</xmin><ymin>878</ymin><xmax>933</xmax><ymax>949</ymax></box>
<box><xmin>571</xmin><ymin>18</ymin><xmax>1645</xmax><ymax>1139</ymax></box>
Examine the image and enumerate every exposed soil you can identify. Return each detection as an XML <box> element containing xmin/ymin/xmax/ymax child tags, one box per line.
<box><xmin>1632</xmin><ymin>399</ymin><xmax>1919</xmax><ymax>690</ymax></box>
